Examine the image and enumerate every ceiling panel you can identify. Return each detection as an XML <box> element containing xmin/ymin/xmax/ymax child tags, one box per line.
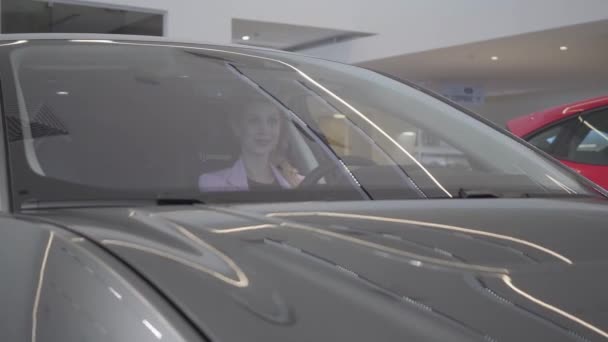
<box><xmin>231</xmin><ymin>18</ymin><xmax>373</xmax><ymax>51</ymax></box>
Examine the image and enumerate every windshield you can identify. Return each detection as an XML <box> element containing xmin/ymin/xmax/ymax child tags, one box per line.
<box><xmin>3</xmin><ymin>40</ymin><xmax>601</xmax><ymax>207</ymax></box>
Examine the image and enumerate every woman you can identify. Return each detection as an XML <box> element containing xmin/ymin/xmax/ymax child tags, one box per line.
<box><xmin>198</xmin><ymin>101</ymin><xmax>302</xmax><ymax>192</ymax></box>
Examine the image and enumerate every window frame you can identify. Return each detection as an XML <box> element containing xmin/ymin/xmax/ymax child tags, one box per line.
<box><xmin>0</xmin><ymin>75</ymin><xmax>10</xmax><ymax>212</ymax></box>
<box><xmin>558</xmin><ymin>105</ymin><xmax>608</xmax><ymax>166</ymax></box>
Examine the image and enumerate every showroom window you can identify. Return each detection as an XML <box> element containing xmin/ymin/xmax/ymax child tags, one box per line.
<box><xmin>566</xmin><ymin>109</ymin><xmax>608</xmax><ymax>165</ymax></box>
<box><xmin>1</xmin><ymin>0</ymin><xmax>164</xmax><ymax>36</ymax></box>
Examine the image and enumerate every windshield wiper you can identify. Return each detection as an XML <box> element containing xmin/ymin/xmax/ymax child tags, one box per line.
<box><xmin>456</xmin><ymin>189</ymin><xmax>598</xmax><ymax>199</ymax></box>
<box><xmin>20</xmin><ymin>197</ymin><xmax>205</xmax><ymax>210</ymax></box>
<box><xmin>457</xmin><ymin>188</ymin><xmax>501</xmax><ymax>199</ymax></box>
<box><xmin>155</xmin><ymin>198</ymin><xmax>205</xmax><ymax>205</ymax></box>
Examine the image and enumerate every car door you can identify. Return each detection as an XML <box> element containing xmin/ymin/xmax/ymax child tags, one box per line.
<box><xmin>557</xmin><ymin>107</ymin><xmax>608</xmax><ymax>189</ymax></box>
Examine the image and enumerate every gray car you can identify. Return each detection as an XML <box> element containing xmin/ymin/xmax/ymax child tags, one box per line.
<box><xmin>1</xmin><ymin>34</ymin><xmax>608</xmax><ymax>342</ymax></box>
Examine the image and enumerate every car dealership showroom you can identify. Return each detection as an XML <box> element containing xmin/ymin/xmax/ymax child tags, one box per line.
<box><xmin>1</xmin><ymin>1</ymin><xmax>608</xmax><ymax>341</ymax></box>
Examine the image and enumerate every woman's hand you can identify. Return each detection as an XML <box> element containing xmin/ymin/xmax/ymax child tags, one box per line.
<box><xmin>277</xmin><ymin>160</ymin><xmax>303</xmax><ymax>187</ymax></box>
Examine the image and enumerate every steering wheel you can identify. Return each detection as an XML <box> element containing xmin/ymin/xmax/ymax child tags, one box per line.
<box><xmin>298</xmin><ymin>155</ymin><xmax>377</xmax><ymax>187</ymax></box>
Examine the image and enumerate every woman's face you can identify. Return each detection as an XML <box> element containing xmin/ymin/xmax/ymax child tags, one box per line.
<box><xmin>237</xmin><ymin>106</ymin><xmax>281</xmax><ymax>157</ymax></box>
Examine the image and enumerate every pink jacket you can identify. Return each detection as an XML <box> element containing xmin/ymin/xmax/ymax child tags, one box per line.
<box><xmin>199</xmin><ymin>159</ymin><xmax>294</xmax><ymax>192</ymax></box>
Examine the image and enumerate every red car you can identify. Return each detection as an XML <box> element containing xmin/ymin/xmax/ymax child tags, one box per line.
<box><xmin>507</xmin><ymin>96</ymin><xmax>608</xmax><ymax>189</ymax></box>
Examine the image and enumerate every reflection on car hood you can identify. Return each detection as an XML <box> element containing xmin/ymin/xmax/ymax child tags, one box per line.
<box><xmin>32</xmin><ymin>198</ymin><xmax>608</xmax><ymax>341</ymax></box>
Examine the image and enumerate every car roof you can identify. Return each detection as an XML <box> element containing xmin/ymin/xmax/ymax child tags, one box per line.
<box><xmin>0</xmin><ymin>33</ymin><xmax>339</xmax><ymax>74</ymax></box>
<box><xmin>0</xmin><ymin>32</ymin><xmax>292</xmax><ymax>54</ymax></box>
<box><xmin>506</xmin><ymin>95</ymin><xmax>608</xmax><ymax>137</ymax></box>
<box><xmin>0</xmin><ymin>32</ymin><xmax>222</xmax><ymax>44</ymax></box>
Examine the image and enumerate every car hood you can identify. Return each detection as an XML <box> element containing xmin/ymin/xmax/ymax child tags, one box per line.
<box><xmin>29</xmin><ymin>198</ymin><xmax>608</xmax><ymax>341</ymax></box>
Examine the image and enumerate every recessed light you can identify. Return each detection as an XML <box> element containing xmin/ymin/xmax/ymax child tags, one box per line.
<box><xmin>560</xmin><ymin>46</ymin><xmax>568</xmax><ymax>51</ymax></box>
<box><xmin>56</xmin><ymin>91</ymin><xmax>69</xmax><ymax>95</ymax></box>
<box><xmin>241</xmin><ymin>35</ymin><xmax>250</xmax><ymax>41</ymax></box>
<box><xmin>491</xmin><ymin>56</ymin><xmax>499</xmax><ymax>61</ymax></box>
<box><xmin>333</xmin><ymin>113</ymin><xmax>346</xmax><ymax>119</ymax></box>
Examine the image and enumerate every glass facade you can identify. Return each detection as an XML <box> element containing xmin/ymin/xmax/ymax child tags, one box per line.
<box><xmin>1</xmin><ymin>0</ymin><xmax>163</xmax><ymax>36</ymax></box>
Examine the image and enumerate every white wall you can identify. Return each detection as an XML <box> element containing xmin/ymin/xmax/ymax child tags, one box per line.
<box><xmin>65</xmin><ymin>0</ymin><xmax>608</xmax><ymax>63</ymax></box>
<box><xmin>472</xmin><ymin>83</ymin><xmax>608</xmax><ymax>127</ymax></box>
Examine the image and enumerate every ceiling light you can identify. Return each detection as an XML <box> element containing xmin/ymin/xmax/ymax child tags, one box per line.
<box><xmin>560</xmin><ymin>46</ymin><xmax>568</xmax><ymax>51</ymax></box>
<box><xmin>241</xmin><ymin>35</ymin><xmax>250</xmax><ymax>41</ymax></box>
<box><xmin>333</xmin><ymin>113</ymin><xmax>346</xmax><ymax>119</ymax></box>
<box><xmin>56</xmin><ymin>91</ymin><xmax>69</xmax><ymax>95</ymax></box>
<box><xmin>491</xmin><ymin>56</ymin><xmax>499</xmax><ymax>61</ymax></box>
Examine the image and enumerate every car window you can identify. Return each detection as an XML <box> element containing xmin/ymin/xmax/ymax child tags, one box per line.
<box><xmin>311</xmin><ymin>103</ymin><xmax>471</xmax><ymax>170</ymax></box>
<box><xmin>297</xmin><ymin>99</ymin><xmax>473</xmax><ymax>198</ymax></box>
<box><xmin>566</xmin><ymin>109</ymin><xmax>608</xmax><ymax>165</ymax></box>
<box><xmin>527</xmin><ymin>124</ymin><xmax>565</xmax><ymax>154</ymax></box>
<box><xmin>3</xmin><ymin>41</ymin><xmax>601</xmax><ymax>207</ymax></box>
